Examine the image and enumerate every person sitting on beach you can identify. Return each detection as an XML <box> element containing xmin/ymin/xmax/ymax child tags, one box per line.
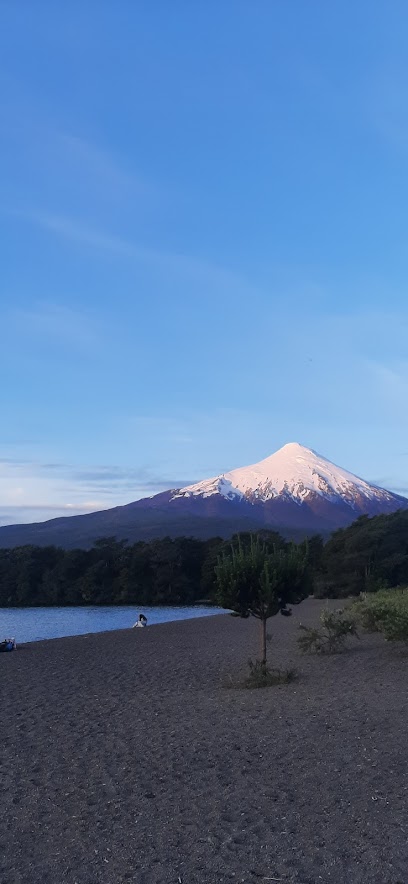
<box><xmin>132</xmin><ymin>614</ymin><xmax>148</xmax><ymax>628</ymax></box>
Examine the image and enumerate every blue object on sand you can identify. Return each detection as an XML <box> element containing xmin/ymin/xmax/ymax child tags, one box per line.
<box><xmin>0</xmin><ymin>639</ymin><xmax>15</xmax><ymax>652</ymax></box>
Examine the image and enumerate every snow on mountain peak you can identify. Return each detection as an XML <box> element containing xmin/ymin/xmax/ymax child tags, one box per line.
<box><xmin>171</xmin><ymin>442</ymin><xmax>395</xmax><ymax>508</ymax></box>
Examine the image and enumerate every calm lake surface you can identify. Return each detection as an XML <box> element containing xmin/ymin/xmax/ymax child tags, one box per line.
<box><xmin>0</xmin><ymin>605</ymin><xmax>222</xmax><ymax>644</ymax></box>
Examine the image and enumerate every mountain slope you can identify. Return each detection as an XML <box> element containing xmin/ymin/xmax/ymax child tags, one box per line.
<box><xmin>0</xmin><ymin>443</ymin><xmax>406</xmax><ymax>549</ymax></box>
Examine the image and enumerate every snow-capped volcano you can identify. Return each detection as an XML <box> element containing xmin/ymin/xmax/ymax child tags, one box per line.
<box><xmin>0</xmin><ymin>443</ymin><xmax>407</xmax><ymax>549</ymax></box>
<box><xmin>171</xmin><ymin>442</ymin><xmax>399</xmax><ymax>511</ymax></box>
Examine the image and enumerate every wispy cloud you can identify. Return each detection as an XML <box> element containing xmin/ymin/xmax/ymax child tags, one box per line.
<box><xmin>13</xmin><ymin>210</ymin><xmax>263</xmax><ymax>299</ymax></box>
<box><xmin>367</xmin><ymin>360</ymin><xmax>408</xmax><ymax>408</ymax></box>
<box><xmin>2</xmin><ymin>111</ymin><xmax>161</xmax><ymax>204</ymax></box>
<box><xmin>20</xmin><ymin>211</ymin><xmax>141</xmax><ymax>256</ymax></box>
<box><xmin>56</xmin><ymin>132</ymin><xmax>153</xmax><ymax>199</ymax></box>
<box><xmin>0</xmin><ymin>456</ymin><xmax>197</xmax><ymax>526</ymax></box>
<box><xmin>369</xmin><ymin>476</ymin><xmax>408</xmax><ymax>498</ymax></box>
<box><xmin>68</xmin><ymin>464</ymin><xmax>195</xmax><ymax>497</ymax></box>
<box><xmin>7</xmin><ymin>302</ymin><xmax>99</xmax><ymax>352</ymax></box>
<box><xmin>388</xmin><ymin>485</ymin><xmax>408</xmax><ymax>497</ymax></box>
<box><xmin>366</xmin><ymin>67</ymin><xmax>408</xmax><ymax>153</ymax></box>
<box><xmin>0</xmin><ymin>503</ymin><xmax>105</xmax><ymax>528</ymax></box>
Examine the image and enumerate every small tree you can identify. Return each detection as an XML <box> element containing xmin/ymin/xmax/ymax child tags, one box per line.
<box><xmin>215</xmin><ymin>535</ymin><xmax>310</xmax><ymax>667</ymax></box>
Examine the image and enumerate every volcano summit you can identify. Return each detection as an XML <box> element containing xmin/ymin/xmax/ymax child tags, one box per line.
<box><xmin>0</xmin><ymin>443</ymin><xmax>407</xmax><ymax>549</ymax></box>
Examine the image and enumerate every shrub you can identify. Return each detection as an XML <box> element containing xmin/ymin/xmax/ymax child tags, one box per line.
<box><xmin>350</xmin><ymin>588</ymin><xmax>408</xmax><ymax>643</ymax></box>
<box><xmin>244</xmin><ymin>659</ymin><xmax>298</xmax><ymax>689</ymax></box>
<box><xmin>297</xmin><ymin>607</ymin><xmax>358</xmax><ymax>654</ymax></box>
<box><xmin>223</xmin><ymin>658</ymin><xmax>298</xmax><ymax>690</ymax></box>
<box><xmin>349</xmin><ymin>593</ymin><xmax>391</xmax><ymax>632</ymax></box>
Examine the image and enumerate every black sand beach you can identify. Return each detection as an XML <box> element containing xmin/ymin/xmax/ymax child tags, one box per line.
<box><xmin>2</xmin><ymin>599</ymin><xmax>408</xmax><ymax>884</ymax></box>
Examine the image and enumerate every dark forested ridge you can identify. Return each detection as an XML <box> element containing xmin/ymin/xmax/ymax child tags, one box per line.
<box><xmin>318</xmin><ymin>509</ymin><xmax>408</xmax><ymax>596</ymax></box>
<box><xmin>0</xmin><ymin>502</ymin><xmax>316</xmax><ymax>550</ymax></box>
<box><xmin>1</xmin><ymin>510</ymin><xmax>408</xmax><ymax>607</ymax></box>
<box><xmin>0</xmin><ymin>532</ymin><xmax>289</xmax><ymax>608</ymax></box>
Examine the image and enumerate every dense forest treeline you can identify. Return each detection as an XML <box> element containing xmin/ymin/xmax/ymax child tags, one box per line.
<box><xmin>0</xmin><ymin>532</ymin><xmax>309</xmax><ymax>607</ymax></box>
<box><xmin>1</xmin><ymin>510</ymin><xmax>408</xmax><ymax>606</ymax></box>
<box><xmin>317</xmin><ymin>509</ymin><xmax>408</xmax><ymax>597</ymax></box>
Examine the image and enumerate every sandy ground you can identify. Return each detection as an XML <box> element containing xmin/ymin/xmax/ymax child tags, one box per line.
<box><xmin>2</xmin><ymin>599</ymin><xmax>408</xmax><ymax>884</ymax></box>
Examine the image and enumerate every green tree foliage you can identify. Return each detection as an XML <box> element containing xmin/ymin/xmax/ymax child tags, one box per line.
<box><xmin>0</xmin><ymin>530</ymin><xmax>312</xmax><ymax>612</ymax></box>
<box><xmin>0</xmin><ymin>535</ymin><xmax>224</xmax><ymax>608</ymax></box>
<box><xmin>320</xmin><ymin>510</ymin><xmax>408</xmax><ymax>597</ymax></box>
<box><xmin>215</xmin><ymin>535</ymin><xmax>311</xmax><ymax>664</ymax></box>
<box><xmin>350</xmin><ymin>589</ymin><xmax>408</xmax><ymax>642</ymax></box>
<box><xmin>2</xmin><ymin>508</ymin><xmax>408</xmax><ymax>610</ymax></box>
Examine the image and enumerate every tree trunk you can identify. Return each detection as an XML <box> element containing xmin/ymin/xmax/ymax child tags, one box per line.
<box><xmin>260</xmin><ymin>617</ymin><xmax>267</xmax><ymax>666</ymax></box>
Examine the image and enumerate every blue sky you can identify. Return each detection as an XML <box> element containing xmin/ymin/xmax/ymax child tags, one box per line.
<box><xmin>1</xmin><ymin>1</ymin><xmax>408</xmax><ymax>525</ymax></box>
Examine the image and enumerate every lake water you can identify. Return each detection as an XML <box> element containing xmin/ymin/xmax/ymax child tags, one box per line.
<box><xmin>0</xmin><ymin>605</ymin><xmax>223</xmax><ymax>644</ymax></box>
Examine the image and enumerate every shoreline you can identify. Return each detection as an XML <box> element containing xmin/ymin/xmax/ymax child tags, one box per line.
<box><xmin>3</xmin><ymin>598</ymin><xmax>408</xmax><ymax>883</ymax></box>
<box><xmin>12</xmin><ymin>610</ymin><xmax>229</xmax><ymax>647</ymax></box>
<box><xmin>1</xmin><ymin>603</ymin><xmax>224</xmax><ymax>646</ymax></box>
